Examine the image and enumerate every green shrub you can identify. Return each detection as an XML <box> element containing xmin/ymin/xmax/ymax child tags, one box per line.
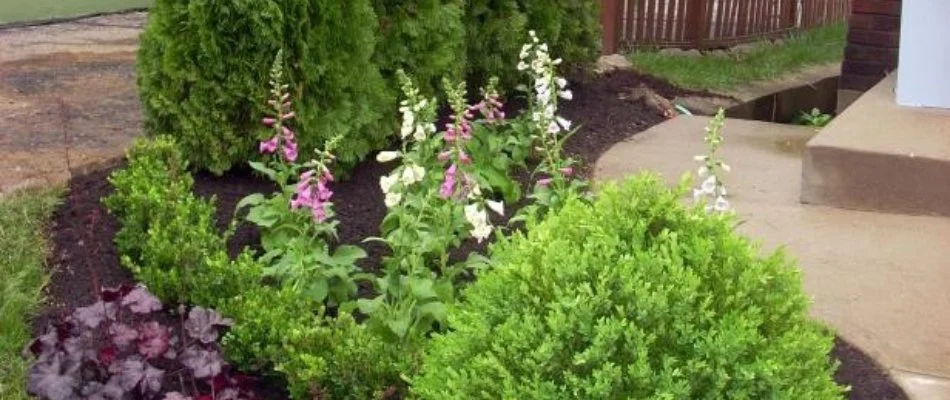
<box><xmin>138</xmin><ymin>0</ymin><xmax>390</xmax><ymax>173</ymax></box>
<box><xmin>465</xmin><ymin>0</ymin><xmax>601</xmax><ymax>90</ymax></box>
<box><xmin>413</xmin><ymin>174</ymin><xmax>844</xmax><ymax>399</ymax></box>
<box><xmin>105</xmin><ymin>137</ymin><xmax>227</xmax><ymax>304</ymax></box>
<box><xmin>120</xmin><ymin>193</ymin><xmax>224</xmax><ymax>303</ymax></box>
<box><xmin>104</xmin><ymin>136</ymin><xmax>193</xmax><ymax>259</ymax></box>
<box><xmin>221</xmin><ymin>285</ymin><xmax>409</xmax><ymax>399</ymax></box>
<box><xmin>373</xmin><ymin>0</ymin><xmax>466</xmax><ymax>97</ymax></box>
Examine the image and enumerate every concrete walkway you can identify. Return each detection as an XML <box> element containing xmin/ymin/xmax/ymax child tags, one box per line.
<box><xmin>596</xmin><ymin>116</ymin><xmax>950</xmax><ymax>398</ymax></box>
<box><xmin>0</xmin><ymin>12</ymin><xmax>145</xmax><ymax>195</ymax></box>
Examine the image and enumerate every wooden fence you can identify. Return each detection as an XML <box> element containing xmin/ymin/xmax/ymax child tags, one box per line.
<box><xmin>600</xmin><ymin>0</ymin><xmax>850</xmax><ymax>53</ymax></box>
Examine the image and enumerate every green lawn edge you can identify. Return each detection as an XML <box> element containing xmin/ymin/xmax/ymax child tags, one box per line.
<box><xmin>0</xmin><ymin>0</ymin><xmax>152</xmax><ymax>25</ymax></box>
<box><xmin>0</xmin><ymin>188</ymin><xmax>62</xmax><ymax>399</ymax></box>
<box><xmin>627</xmin><ymin>23</ymin><xmax>847</xmax><ymax>92</ymax></box>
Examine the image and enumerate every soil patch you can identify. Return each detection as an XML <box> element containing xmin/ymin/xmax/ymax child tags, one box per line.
<box><xmin>36</xmin><ymin>69</ymin><xmax>906</xmax><ymax>399</ymax></box>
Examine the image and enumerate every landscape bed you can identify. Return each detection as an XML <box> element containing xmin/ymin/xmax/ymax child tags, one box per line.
<box><xmin>31</xmin><ymin>69</ymin><xmax>905</xmax><ymax>399</ymax></box>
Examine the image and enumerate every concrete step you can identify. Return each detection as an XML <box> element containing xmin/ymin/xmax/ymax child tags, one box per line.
<box><xmin>802</xmin><ymin>72</ymin><xmax>950</xmax><ymax>217</ymax></box>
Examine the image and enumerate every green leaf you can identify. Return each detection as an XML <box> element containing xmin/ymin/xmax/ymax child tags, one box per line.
<box><xmin>248</xmin><ymin>161</ymin><xmax>278</xmax><ymax>181</ymax></box>
<box><xmin>386</xmin><ymin>316</ymin><xmax>411</xmax><ymax>339</ymax></box>
<box><xmin>417</xmin><ymin>302</ymin><xmax>447</xmax><ymax>322</ymax></box>
<box><xmin>234</xmin><ymin>193</ymin><xmax>266</xmax><ymax>214</ymax></box>
<box><xmin>331</xmin><ymin>245</ymin><xmax>367</xmax><ymax>266</ymax></box>
<box><xmin>304</xmin><ymin>279</ymin><xmax>329</xmax><ymax>303</ymax></box>
<box><xmin>245</xmin><ymin>205</ymin><xmax>280</xmax><ymax>228</ymax></box>
<box><xmin>357</xmin><ymin>297</ymin><xmax>382</xmax><ymax>314</ymax></box>
<box><xmin>410</xmin><ymin>278</ymin><xmax>437</xmax><ymax>300</ymax></box>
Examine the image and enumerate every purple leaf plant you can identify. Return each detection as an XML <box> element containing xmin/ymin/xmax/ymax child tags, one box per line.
<box><xmin>25</xmin><ymin>284</ymin><xmax>254</xmax><ymax>400</ymax></box>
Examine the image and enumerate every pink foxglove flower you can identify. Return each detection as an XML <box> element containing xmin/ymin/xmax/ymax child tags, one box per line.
<box><xmin>291</xmin><ymin>170</ymin><xmax>334</xmax><ymax>222</ymax></box>
<box><xmin>537</xmin><ymin>178</ymin><xmax>553</xmax><ymax>187</ymax></box>
<box><xmin>259</xmin><ymin>137</ymin><xmax>278</xmax><ymax>154</ymax></box>
<box><xmin>559</xmin><ymin>167</ymin><xmax>574</xmax><ymax>177</ymax></box>
<box><xmin>440</xmin><ymin>164</ymin><xmax>457</xmax><ymax>199</ymax></box>
<box><xmin>282</xmin><ymin>139</ymin><xmax>298</xmax><ymax>162</ymax></box>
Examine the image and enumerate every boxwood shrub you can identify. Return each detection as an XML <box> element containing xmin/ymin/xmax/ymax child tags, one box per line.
<box><xmin>413</xmin><ymin>174</ymin><xmax>844</xmax><ymax>399</ymax></box>
<box><xmin>138</xmin><ymin>0</ymin><xmax>389</xmax><ymax>174</ymax></box>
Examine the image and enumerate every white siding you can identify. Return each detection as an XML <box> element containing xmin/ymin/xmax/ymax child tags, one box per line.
<box><xmin>896</xmin><ymin>1</ymin><xmax>950</xmax><ymax>109</ymax></box>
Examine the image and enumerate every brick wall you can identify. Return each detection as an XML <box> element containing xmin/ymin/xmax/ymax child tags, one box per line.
<box><xmin>840</xmin><ymin>0</ymin><xmax>901</xmax><ymax>92</ymax></box>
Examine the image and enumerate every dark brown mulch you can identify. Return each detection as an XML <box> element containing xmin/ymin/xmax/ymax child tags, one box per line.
<box><xmin>36</xmin><ymin>69</ymin><xmax>906</xmax><ymax>399</ymax></box>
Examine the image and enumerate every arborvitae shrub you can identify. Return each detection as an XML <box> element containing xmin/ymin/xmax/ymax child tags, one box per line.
<box><xmin>464</xmin><ymin>0</ymin><xmax>528</xmax><ymax>89</ymax></box>
<box><xmin>521</xmin><ymin>0</ymin><xmax>602</xmax><ymax>71</ymax></box>
<box><xmin>373</xmin><ymin>0</ymin><xmax>467</xmax><ymax>97</ymax></box>
<box><xmin>413</xmin><ymin>174</ymin><xmax>844</xmax><ymax>399</ymax></box>
<box><xmin>465</xmin><ymin>0</ymin><xmax>601</xmax><ymax>90</ymax></box>
<box><xmin>138</xmin><ymin>0</ymin><xmax>389</xmax><ymax>174</ymax></box>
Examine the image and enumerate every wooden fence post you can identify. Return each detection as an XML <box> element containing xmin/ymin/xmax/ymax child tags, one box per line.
<box><xmin>600</xmin><ymin>0</ymin><xmax>622</xmax><ymax>54</ymax></box>
<box><xmin>782</xmin><ymin>0</ymin><xmax>797</xmax><ymax>30</ymax></box>
<box><xmin>687</xmin><ymin>0</ymin><xmax>707</xmax><ymax>48</ymax></box>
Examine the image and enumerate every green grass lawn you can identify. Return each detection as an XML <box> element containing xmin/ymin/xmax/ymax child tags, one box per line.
<box><xmin>0</xmin><ymin>188</ymin><xmax>61</xmax><ymax>400</ymax></box>
<box><xmin>628</xmin><ymin>23</ymin><xmax>847</xmax><ymax>92</ymax></box>
<box><xmin>0</xmin><ymin>0</ymin><xmax>151</xmax><ymax>25</ymax></box>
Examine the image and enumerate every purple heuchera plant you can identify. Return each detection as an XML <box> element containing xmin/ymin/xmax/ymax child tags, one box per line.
<box><xmin>25</xmin><ymin>284</ymin><xmax>251</xmax><ymax>400</ymax></box>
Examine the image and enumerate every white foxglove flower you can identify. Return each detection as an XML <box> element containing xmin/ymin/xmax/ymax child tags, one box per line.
<box><xmin>692</xmin><ymin>188</ymin><xmax>705</xmax><ymax>202</ymax></box>
<box><xmin>466</xmin><ymin>184</ymin><xmax>483</xmax><ymax>200</ymax></box>
<box><xmin>400</xmin><ymin>122</ymin><xmax>414</xmax><ymax>139</ymax></box>
<box><xmin>384</xmin><ymin>192</ymin><xmax>402</xmax><ymax>208</ymax></box>
<box><xmin>376</xmin><ymin>151</ymin><xmax>400</xmax><ymax>163</ymax></box>
<box><xmin>547</xmin><ymin>121</ymin><xmax>561</xmax><ymax>134</ymax></box>
<box><xmin>559</xmin><ymin>90</ymin><xmax>573</xmax><ymax>100</ymax></box>
<box><xmin>713</xmin><ymin>196</ymin><xmax>731</xmax><ymax>212</ymax></box>
<box><xmin>471</xmin><ymin>223</ymin><xmax>493</xmax><ymax>243</ymax></box>
<box><xmin>556</xmin><ymin>116</ymin><xmax>572</xmax><ymax>130</ymax></box>
<box><xmin>539</xmin><ymin>43</ymin><xmax>549</xmax><ymax>52</ymax></box>
<box><xmin>700</xmin><ymin>175</ymin><xmax>717</xmax><ymax>194</ymax></box>
<box><xmin>555</xmin><ymin>77</ymin><xmax>568</xmax><ymax>88</ymax></box>
<box><xmin>693</xmin><ymin>155</ymin><xmax>707</xmax><ymax>161</ymax></box>
<box><xmin>697</xmin><ymin>165</ymin><xmax>709</xmax><ymax>178</ymax></box>
<box><xmin>520</xmin><ymin>44</ymin><xmax>532</xmax><ymax>59</ymax></box>
<box><xmin>413</xmin><ymin>124</ymin><xmax>428</xmax><ymax>141</ymax></box>
<box><xmin>486</xmin><ymin>200</ymin><xmax>505</xmax><ymax>216</ymax></box>
<box><xmin>553</xmin><ymin>58</ymin><xmax>563</xmax><ymax>65</ymax></box>
<box><xmin>379</xmin><ymin>174</ymin><xmax>398</xmax><ymax>194</ymax></box>
<box><xmin>464</xmin><ymin>203</ymin><xmax>483</xmax><ymax>224</ymax></box>
<box><xmin>517</xmin><ymin>61</ymin><xmax>529</xmax><ymax>71</ymax></box>
<box><xmin>720</xmin><ymin>162</ymin><xmax>731</xmax><ymax>172</ymax></box>
<box><xmin>400</xmin><ymin>164</ymin><xmax>425</xmax><ymax>185</ymax></box>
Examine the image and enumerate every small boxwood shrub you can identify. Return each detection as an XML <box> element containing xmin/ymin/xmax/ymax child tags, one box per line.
<box><xmin>105</xmin><ymin>137</ymin><xmax>235</xmax><ymax>305</ymax></box>
<box><xmin>138</xmin><ymin>0</ymin><xmax>389</xmax><ymax>173</ymax></box>
<box><xmin>220</xmin><ymin>284</ymin><xmax>409</xmax><ymax>399</ymax></box>
<box><xmin>413</xmin><ymin>174</ymin><xmax>844</xmax><ymax>399</ymax></box>
<box><xmin>373</xmin><ymin>0</ymin><xmax>466</xmax><ymax>97</ymax></box>
<box><xmin>465</xmin><ymin>0</ymin><xmax>601</xmax><ymax>90</ymax></box>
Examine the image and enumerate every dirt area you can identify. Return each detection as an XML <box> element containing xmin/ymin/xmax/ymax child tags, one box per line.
<box><xmin>0</xmin><ymin>12</ymin><xmax>144</xmax><ymax>195</ymax></box>
<box><xmin>33</xmin><ymin>67</ymin><xmax>908</xmax><ymax>399</ymax></box>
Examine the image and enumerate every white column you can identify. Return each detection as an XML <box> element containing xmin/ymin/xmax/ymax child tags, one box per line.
<box><xmin>896</xmin><ymin>1</ymin><xmax>950</xmax><ymax>109</ymax></box>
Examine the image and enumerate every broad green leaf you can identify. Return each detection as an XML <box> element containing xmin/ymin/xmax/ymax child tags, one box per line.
<box><xmin>410</xmin><ymin>278</ymin><xmax>437</xmax><ymax>300</ymax></box>
<box><xmin>357</xmin><ymin>298</ymin><xmax>378</xmax><ymax>314</ymax></box>
<box><xmin>386</xmin><ymin>316</ymin><xmax>411</xmax><ymax>339</ymax></box>
<box><xmin>331</xmin><ymin>245</ymin><xmax>367</xmax><ymax>266</ymax></box>
<box><xmin>246</xmin><ymin>206</ymin><xmax>280</xmax><ymax>228</ymax></box>
<box><xmin>417</xmin><ymin>302</ymin><xmax>447</xmax><ymax>322</ymax></box>
<box><xmin>304</xmin><ymin>279</ymin><xmax>329</xmax><ymax>303</ymax></box>
<box><xmin>248</xmin><ymin>161</ymin><xmax>278</xmax><ymax>181</ymax></box>
<box><xmin>234</xmin><ymin>193</ymin><xmax>266</xmax><ymax>214</ymax></box>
